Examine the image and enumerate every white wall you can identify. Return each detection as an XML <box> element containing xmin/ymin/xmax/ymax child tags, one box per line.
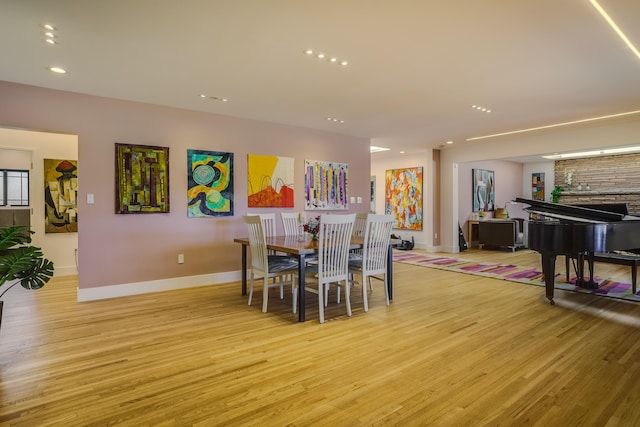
<box><xmin>0</xmin><ymin>128</ymin><xmax>78</xmax><ymax>276</ymax></box>
<box><xmin>371</xmin><ymin>150</ymin><xmax>437</xmax><ymax>251</ymax></box>
<box><xmin>522</xmin><ymin>161</ymin><xmax>555</xmax><ymax>203</ymax></box>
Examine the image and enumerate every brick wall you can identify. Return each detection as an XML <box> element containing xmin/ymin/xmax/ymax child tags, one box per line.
<box><xmin>555</xmin><ymin>153</ymin><xmax>640</xmax><ymax>214</ymax></box>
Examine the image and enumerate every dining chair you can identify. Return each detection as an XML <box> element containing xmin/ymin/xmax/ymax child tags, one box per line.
<box><xmin>243</xmin><ymin>215</ymin><xmax>299</xmax><ymax>313</ymax></box>
<box><xmin>247</xmin><ymin>212</ymin><xmax>277</xmax><ymax>237</ymax></box>
<box><xmin>348</xmin><ymin>214</ymin><xmax>394</xmax><ymax>312</ymax></box>
<box><xmin>352</xmin><ymin>212</ymin><xmax>368</xmax><ymax>238</ymax></box>
<box><xmin>293</xmin><ymin>213</ymin><xmax>355</xmax><ymax>323</ymax></box>
<box><xmin>281</xmin><ymin>212</ymin><xmax>305</xmax><ymax>237</ymax></box>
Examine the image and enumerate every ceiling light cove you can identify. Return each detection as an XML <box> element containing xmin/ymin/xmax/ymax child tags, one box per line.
<box><xmin>542</xmin><ymin>145</ymin><xmax>640</xmax><ymax>160</ymax></box>
<box><xmin>472</xmin><ymin>104</ymin><xmax>492</xmax><ymax>113</ymax></box>
<box><xmin>370</xmin><ymin>146</ymin><xmax>390</xmax><ymax>153</ymax></box>
<box><xmin>467</xmin><ymin>109</ymin><xmax>640</xmax><ymax>141</ymax></box>
<box><xmin>590</xmin><ymin>0</ymin><xmax>640</xmax><ymax>62</ymax></box>
<box><xmin>304</xmin><ymin>49</ymin><xmax>348</xmax><ymax>67</ymax></box>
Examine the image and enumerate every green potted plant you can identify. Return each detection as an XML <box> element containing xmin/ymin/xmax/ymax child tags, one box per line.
<box><xmin>551</xmin><ymin>185</ymin><xmax>564</xmax><ymax>203</ymax></box>
<box><xmin>0</xmin><ymin>225</ymin><xmax>54</xmax><ymax>329</ymax></box>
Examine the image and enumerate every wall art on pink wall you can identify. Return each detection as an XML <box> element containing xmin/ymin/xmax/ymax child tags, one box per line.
<box><xmin>305</xmin><ymin>159</ymin><xmax>348</xmax><ymax>210</ymax></box>
<box><xmin>247</xmin><ymin>153</ymin><xmax>294</xmax><ymax>208</ymax></box>
<box><xmin>472</xmin><ymin>168</ymin><xmax>495</xmax><ymax>212</ymax></box>
<box><xmin>115</xmin><ymin>143</ymin><xmax>170</xmax><ymax>214</ymax></box>
<box><xmin>531</xmin><ymin>172</ymin><xmax>544</xmax><ymax>201</ymax></box>
<box><xmin>187</xmin><ymin>149</ymin><xmax>233</xmax><ymax>217</ymax></box>
<box><xmin>384</xmin><ymin>167</ymin><xmax>423</xmax><ymax>230</ymax></box>
<box><xmin>44</xmin><ymin>158</ymin><xmax>78</xmax><ymax>233</ymax></box>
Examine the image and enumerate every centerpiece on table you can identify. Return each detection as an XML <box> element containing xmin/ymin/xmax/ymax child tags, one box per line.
<box><xmin>304</xmin><ymin>216</ymin><xmax>320</xmax><ymax>240</ymax></box>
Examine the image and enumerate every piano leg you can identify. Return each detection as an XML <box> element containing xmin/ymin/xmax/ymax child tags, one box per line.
<box><xmin>541</xmin><ymin>252</ymin><xmax>557</xmax><ymax>305</ymax></box>
<box><xmin>574</xmin><ymin>252</ymin><xmax>599</xmax><ymax>289</ymax></box>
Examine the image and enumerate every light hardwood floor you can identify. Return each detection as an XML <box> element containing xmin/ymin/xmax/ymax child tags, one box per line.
<box><xmin>2</xmin><ymin>249</ymin><xmax>640</xmax><ymax>426</ymax></box>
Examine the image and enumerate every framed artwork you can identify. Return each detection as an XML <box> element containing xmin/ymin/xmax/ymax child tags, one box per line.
<box><xmin>472</xmin><ymin>168</ymin><xmax>495</xmax><ymax>212</ymax></box>
<box><xmin>247</xmin><ymin>154</ymin><xmax>294</xmax><ymax>208</ymax></box>
<box><xmin>385</xmin><ymin>167</ymin><xmax>423</xmax><ymax>230</ymax></box>
<box><xmin>370</xmin><ymin>176</ymin><xmax>376</xmax><ymax>214</ymax></box>
<box><xmin>115</xmin><ymin>143</ymin><xmax>169</xmax><ymax>214</ymax></box>
<box><xmin>44</xmin><ymin>159</ymin><xmax>78</xmax><ymax>233</ymax></box>
<box><xmin>187</xmin><ymin>149</ymin><xmax>233</xmax><ymax>217</ymax></box>
<box><xmin>532</xmin><ymin>172</ymin><xmax>545</xmax><ymax>201</ymax></box>
<box><xmin>304</xmin><ymin>160</ymin><xmax>348</xmax><ymax>210</ymax></box>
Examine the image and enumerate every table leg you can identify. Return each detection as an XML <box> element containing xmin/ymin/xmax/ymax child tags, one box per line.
<box><xmin>241</xmin><ymin>243</ymin><xmax>247</xmax><ymax>296</ymax></box>
<box><xmin>298</xmin><ymin>254</ymin><xmax>306</xmax><ymax>322</ymax></box>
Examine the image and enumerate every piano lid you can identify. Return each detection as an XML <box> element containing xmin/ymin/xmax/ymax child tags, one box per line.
<box><xmin>514</xmin><ymin>197</ymin><xmax>640</xmax><ymax>223</ymax></box>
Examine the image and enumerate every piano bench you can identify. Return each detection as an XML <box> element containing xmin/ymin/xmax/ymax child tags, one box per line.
<box><xmin>565</xmin><ymin>253</ymin><xmax>640</xmax><ymax>294</ymax></box>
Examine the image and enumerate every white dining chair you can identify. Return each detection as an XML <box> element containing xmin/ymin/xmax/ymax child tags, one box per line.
<box><xmin>243</xmin><ymin>215</ymin><xmax>299</xmax><ymax>313</ymax></box>
<box><xmin>247</xmin><ymin>212</ymin><xmax>277</xmax><ymax>237</ymax></box>
<box><xmin>352</xmin><ymin>212</ymin><xmax>368</xmax><ymax>238</ymax></box>
<box><xmin>293</xmin><ymin>213</ymin><xmax>355</xmax><ymax>323</ymax></box>
<box><xmin>348</xmin><ymin>214</ymin><xmax>394</xmax><ymax>312</ymax></box>
<box><xmin>281</xmin><ymin>212</ymin><xmax>305</xmax><ymax>237</ymax></box>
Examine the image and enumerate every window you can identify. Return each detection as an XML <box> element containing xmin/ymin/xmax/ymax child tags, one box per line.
<box><xmin>0</xmin><ymin>169</ymin><xmax>29</xmax><ymax>206</ymax></box>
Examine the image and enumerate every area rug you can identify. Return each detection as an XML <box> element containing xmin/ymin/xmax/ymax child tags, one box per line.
<box><xmin>393</xmin><ymin>251</ymin><xmax>640</xmax><ymax>302</ymax></box>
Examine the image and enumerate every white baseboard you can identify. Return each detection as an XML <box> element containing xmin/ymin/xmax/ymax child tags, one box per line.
<box><xmin>54</xmin><ymin>265</ymin><xmax>78</xmax><ymax>277</ymax></box>
<box><xmin>77</xmin><ymin>270</ymin><xmax>244</xmax><ymax>302</ymax></box>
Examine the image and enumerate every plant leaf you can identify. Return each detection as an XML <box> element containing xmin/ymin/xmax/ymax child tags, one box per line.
<box><xmin>0</xmin><ymin>246</ymin><xmax>53</xmax><ymax>289</ymax></box>
<box><xmin>14</xmin><ymin>257</ymin><xmax>54</xmax><ymax>290</ymax></box>
<box><xmin>0</xmin><ymin>226</ymin><xmax>33</xmax><ymax>252</ymax></box>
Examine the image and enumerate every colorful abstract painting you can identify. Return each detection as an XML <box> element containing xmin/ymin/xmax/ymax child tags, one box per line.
<box><xmin>247</xmin><ymin>154</ymin><xmax>294</xmax><ymax>208</ymax></box>
<box><xmin>305</xmin><ymin>160</ymin><xmax>348</xmax><ymax>210</ymax></box>
<box><xmin>187</xmin><ymin>149</ymin><xmax>233</xmax><ymax>217</ymax></box>
<box><xmin>472</xmin><ymin>168</ymin><xmax>495</xmax><ymax>212</ymax></box>
<box><xmin>532</xmin><ymin>172</ymin><xmax>545</xmax><ymax>201</ymax></box>
<box><xmin>44</xmin><ymin>158</ymin><xmax>78</xmax><ymax>233</ymax></box>
<box><xmin>115</xmin><ymin>143</ymin><xmax>169</xmax><ymax>214</ymax></box>
<box><xmin>385</xmin><ymin>167</ymin><xmax>423</xmax><ymax>230</ymax></box>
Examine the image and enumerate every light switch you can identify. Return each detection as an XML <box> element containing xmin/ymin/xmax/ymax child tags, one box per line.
<box><xmin>350</xmin><ymin>197</ymin><xmax>356</xmax><ymax>204</ymax></box>
<box><xmin>357</xmin><ymin>196</ymin><xmax>363</xmax><ymax>204</ymax></box>
<box><xmin>87</xmin><ymin>194</ymin><xmax>95</xmax><ymax>204</ymax></box>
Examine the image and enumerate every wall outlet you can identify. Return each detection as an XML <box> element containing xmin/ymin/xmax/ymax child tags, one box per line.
<box><xmin>178</xmin><ymin>254</ymin><xmax>184</xmax><ymax>264</ymax></box>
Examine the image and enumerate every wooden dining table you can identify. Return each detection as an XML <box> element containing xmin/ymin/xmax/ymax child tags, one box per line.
<box><xmin>233</xmin><ymin>235</ymin><xmax>395</xmax><ymax>322</ymax></box>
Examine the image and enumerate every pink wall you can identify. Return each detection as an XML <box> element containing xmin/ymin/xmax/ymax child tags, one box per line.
<box><xmin>0</xmin><ymin>81</ymin><xmax>370</xmax><ymax>290</ymax></box>
<box><xmin>458</xmin><ymin>160</ymin><xmax>525</xmax><ymax>240</ymax></box>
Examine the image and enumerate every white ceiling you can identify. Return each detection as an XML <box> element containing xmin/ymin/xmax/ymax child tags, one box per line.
<box><xmin>1</xmin><ymin>0</ymin><xmax>639</xmax><ymax>159</ymax></box>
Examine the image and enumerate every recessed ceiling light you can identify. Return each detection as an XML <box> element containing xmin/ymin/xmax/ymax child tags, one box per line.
<box><xmin>304</xmin><ymin>48</ymin><xmax>348</xmax><ymax>67</ymax></box>
<box><xmin>45</xmin><ymin>39</ymin><xmax>57</xmax><ymax>45</ymax></box>
<box><xmin>472</xmin><ymin>104</ymin><xmax>492</xmax><ymax>113</ymax></box>
<box><xmin>43</xmin><ymin>24</ymin><xmax>56</xmax><ymax>31</ymax></box>
<box><xmin>48</xmin><ymin>67</ymin><xmax>67</xmax><ymax>74</ymax></box>
<box><xmin>446</xmin><ymin>141</ymin><xmax>454</xmax><ymax>145</ymax></box>
<box><xmin>199</xmin><ymin>94</ymin><xmax>228</xmax><ymax>102</ymax></box>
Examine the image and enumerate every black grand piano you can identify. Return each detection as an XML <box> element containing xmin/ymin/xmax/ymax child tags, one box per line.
<box><xmin>515</xmin><ymin>197</ymin><xmax>640</xmax><ymax>304</ymax></box>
